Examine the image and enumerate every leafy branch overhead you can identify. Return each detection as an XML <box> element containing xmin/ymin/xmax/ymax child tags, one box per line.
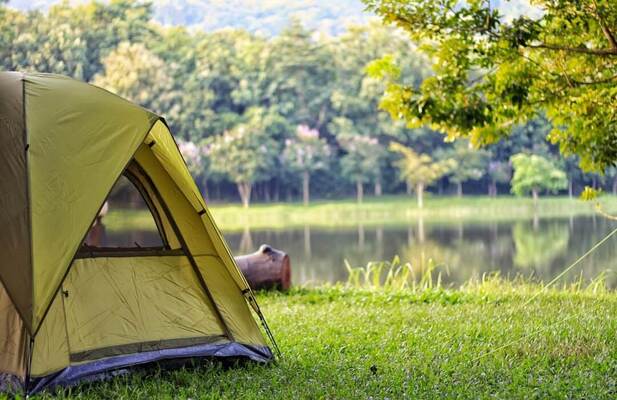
<box><xmin>364</xmin><ymin>0</ymin><xmax>617</xmax><ymax>171</ymax></box>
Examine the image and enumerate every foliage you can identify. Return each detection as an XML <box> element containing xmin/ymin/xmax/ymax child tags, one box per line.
<box><xmin>390</xmin><ymin>143</ymin><xmax>454</xmax><ymax>188</ymax></box>
<box><xmin>2</xmin><ymin>0</ymin><xmax>612</xmax><ymax>203</ymax></box>
<box><xmin>390</xmin><ymin>142</ymin><xmax>454</xmax><ymax>207</ymax></box>
<box><xmin>281</xmin><ymin>125</ymin><xmax>331</xmax><ymax>205</ymax></box>
<box><xmin>338</xmin><ymin>136</ymin><xmax>384</xmax><ymax>183</ymax></box>
<box><xmin>334</xmin><ymin>119</ymin><xmax>387</xmax><ymax>202</ymax></box>
<box><xmin>177</xmin><ymin>138</ymin><xmax>212</xmax><ymax>192</ymax></box>
<box><xmin>510</xmin><ymin>153</ymin><xmax>568</xmax><ymax>199</ymax></box>
<box><xmin>439</xmin><ymin>140</ymin><xmax>490</xmax><ymax>196</ymax></box>
<box><xmin>93</xmin><ymin>42</ymin><xmax>178</xmax><ymax>115</ymax></box>
<box><xmin>365</xmin><ymin>0</ymin><xmax>617</xmax><ymax>172</ymax></box>
<box><xmin>282</xmin><ymin>125</ymin><xmax>330</xmax><ymax>173</ymax></box>
<box><xmin>207</xmin><ymin>108</ymin><xmax>285</xmax><ymax>207</ymax></box>
<box><xmin>581</xmin><ymin>186</ymin><xmax>602</xmax><ymax>201</ymax></box>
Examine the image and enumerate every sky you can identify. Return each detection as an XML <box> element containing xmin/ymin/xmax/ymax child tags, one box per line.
<box><xmin>7</xmin><ymin>0</ymin><xmax>541</xmax><ymax>36</ymax></box>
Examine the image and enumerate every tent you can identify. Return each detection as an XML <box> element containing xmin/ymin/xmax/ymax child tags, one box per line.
<box><xmin>0</xmin><ymin>72</ymin><xmax>275</xmax><ymax>394</ymax></box>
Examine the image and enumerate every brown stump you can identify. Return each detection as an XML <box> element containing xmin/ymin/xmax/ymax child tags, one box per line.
<box><xmin>234</xmin><ymin>244</ymin><xmax>291</xmax><ymax>291</ymax></box>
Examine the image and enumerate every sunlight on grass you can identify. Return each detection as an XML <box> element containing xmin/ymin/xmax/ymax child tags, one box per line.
<box><xmin>33</xmin><ymin>279</ymin><xmax>617</xmax><ymax>400</ymax></box>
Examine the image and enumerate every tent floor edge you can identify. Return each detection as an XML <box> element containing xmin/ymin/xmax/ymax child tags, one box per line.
<box><xmin>26</xmin><ymin>341</ymin><xmax>273</xmax><ymax>395</ymax></box>
<box><xmin>0</xmin><ymin>372</ymin><xmax>25</xmax><ymax>395</ymax></box>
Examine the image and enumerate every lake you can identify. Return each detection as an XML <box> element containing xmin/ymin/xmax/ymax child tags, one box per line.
<box><xmin>98</xmin><ymin>204</ymin><xmax>617</xmax><ymax>289</ymax></box>
<box><xmin>222</xmin><ymin>215</ymin><xmax>617</xmax><ymax>288</ymax></box>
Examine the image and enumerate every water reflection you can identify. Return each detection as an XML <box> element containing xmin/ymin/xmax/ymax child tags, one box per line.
<box><xmin>222</xmin><ymin>216</ymin><xmax>617</xmax><ymax>288</ymax></box>
<box><xmin>512</xmin><ymin>222</ymin><xmax>569</xmax><ymax>269</ymax></box>
<box><xmin>97</xmin><ymin>211</ymin><xmax>617</xmax><ymax>288</ymax></box>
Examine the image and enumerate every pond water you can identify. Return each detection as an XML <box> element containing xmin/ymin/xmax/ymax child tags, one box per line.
<box><xmin>222</xmin><ymin>215</ymin><xmax>617</xmax><ymax>288</ymax></box>
<box><xmin>97</xmin><ymin>212</ymin><xmax>617</xmax><ymax>288</ymax></box>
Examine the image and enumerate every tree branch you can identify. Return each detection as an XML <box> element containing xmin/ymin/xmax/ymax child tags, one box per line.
<box><xmin>520</xmin><ymin>49</ymin><xmax>617</xmax><ymax>86</ymax></box>
<box><xmin>570</xmin><ymin>74</ymin><xmax>617</xmax><ymax>85</ymax></box>
<box><xmin>592</xmin><ymin>0</ymin><xmax>617</xmax><ymax>50</ymax></box>
<box><xmin>528</xmin><ymin>43</ymin><xmax>617</xmax><ymax>56</ymax></box>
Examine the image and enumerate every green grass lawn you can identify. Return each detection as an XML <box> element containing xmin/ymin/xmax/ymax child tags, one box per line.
<box><xmin>105</xmin><ymin>195</ymin><xmax>617</xmax><ymax>233</ymax></box>
<box><xmin>37</xmin><ymin>280</ymin><xmax>617</xmax><ymax>399</ymax></box>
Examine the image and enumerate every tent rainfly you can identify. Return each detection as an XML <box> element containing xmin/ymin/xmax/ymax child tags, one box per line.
<box><xmin>0</xmin><ymin>72</ymin><xmax>275</xmax><ymax>395</ymax></box>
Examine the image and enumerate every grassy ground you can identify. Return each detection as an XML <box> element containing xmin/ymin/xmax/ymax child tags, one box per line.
<box><xmin>36</xmin><ymin>280</ymin><xmax>617</xmax><ymax>399</ymax></box>
<box><xmin>105</xmin><ymin>195</ymin><xmax>617</xmax><ymax>233</ymax></box>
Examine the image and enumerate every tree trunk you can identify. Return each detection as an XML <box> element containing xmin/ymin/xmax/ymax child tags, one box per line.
<box><xmin>356</xmin><ymin>180</ymin><xmax>364</xmax><ymax>204</ymax></box>
<box><xmin>274</xmin><ymin>179</ymin><xmax>280</xmax><ymax>202</ymax></box>
<box><xmin>215</xmin><ymin>182</ymin><xmax>221</xmax><ymax>201</ymax></box>
<box><xmin>456</xmin><ymin>181</ymin><xmax>463</xmax><ymax>197</ymax></box>
<box><xmin>201</xmin><ymin>177</ymin><xmax>209</xmax><ymax>201</ymax></box>
<box><xmin>613</xmin><ymin>175</ymin><xmax>617</xmax><ymax>195</ymax></box>
<box><xmin>302</xmin><ymin>170</ymin><xmax>310</xmax><ymax>206</ymax></box>
<box><xmin>374</xmin><ymin>176</ymin><xmax>382</xmax><ymax>197</ymax></box>
<box><xmin>416</xmin><ymin>182</ymin><xmax>424</xmax><ymax>208</ymax></box>
<box><xmin>264</xmin><ymin>181</ymin><xmax>271</xmax><ymax>203</ymax></box>
<box><xmin>235</xmin><ymin>245</ymin><xmax>291</xmax><ymax>291</ymax></box>
<box><xmin>406</xmin><ymin>181</ymin><xmax>412</xmax><ymax>195</ymax></box>
<box><xmin>532</xmin><ymin>187</ymin><xmax>539</xmax><ymax>205</ymax></box>
<box><xmin>568</xmin><ymin>179</ymin><xmax>573</xmax><ymax>198</ymax></box>
<box><xmin>489</xmin><ymin>180</ymin><xmax>497</xmax><ymax>197</ymax></box>
<box><xmin>237</xmin><ymin>182</ymin><xmax>252</xmax><ymax>208</ymax></box>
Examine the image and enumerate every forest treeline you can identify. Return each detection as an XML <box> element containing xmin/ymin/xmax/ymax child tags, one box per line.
<box><xmin>1</xmin><ymin>0</ymin><xmax>614</xmax><ymax>206</ymax></box>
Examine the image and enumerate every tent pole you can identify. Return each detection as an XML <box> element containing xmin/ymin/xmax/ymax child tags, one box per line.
<box><xmin>132</xmin><ymin>162</ymin><xmax>235</xmax><ymax>342</ymax></box>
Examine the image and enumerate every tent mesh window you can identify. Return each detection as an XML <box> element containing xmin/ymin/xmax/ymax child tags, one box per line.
<box><xmin>80</xmin><ymin>172</ymin><xmax>167</xmax><ymax>252</ymax></box>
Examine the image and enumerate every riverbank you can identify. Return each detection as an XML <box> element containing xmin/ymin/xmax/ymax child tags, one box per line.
<box><xmin>103</xmin><ymin>195</ymin><xmax>617</xmax><ymax>233</ymax></box>
<box><xmin>38</xmin><ymin>280</ymin><xmax>616</xmax><ymax>399</ymax></box>
<box><xmin>208</xmin><ymin>195</ymin><xmax>617</xmax><ymax>232</ymax></box>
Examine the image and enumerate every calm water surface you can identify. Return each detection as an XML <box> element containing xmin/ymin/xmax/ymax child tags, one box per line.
<box><xmin>101</xmin><ymin>213</ymin><xmax>617</xmax><ymax>288</ymax></box>
<box><xmin>223</xmin><ymin>215</ymin><xmax>617</xmax><ymax>288</ymax></box>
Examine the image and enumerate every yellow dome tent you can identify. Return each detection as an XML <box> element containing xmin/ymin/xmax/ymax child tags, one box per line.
<box><xmin>0</xmin><ymin>72</ymin><xmax>275</xmax><ymax>394</ymax></box>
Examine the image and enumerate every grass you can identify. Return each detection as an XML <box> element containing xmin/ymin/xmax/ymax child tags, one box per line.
<box><xmin>31</xmin><ymin>278</ymin><xmax>617</xmax><ymax>399</ymax></box>
<box><xmin>104</xmin><ymin>195</ymin><xmax>617</xmax><ymax>233</ymax></box>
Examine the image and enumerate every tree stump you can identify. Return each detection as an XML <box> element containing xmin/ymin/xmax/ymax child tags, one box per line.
<box><xmin>234</xmin><ymin>244</ymin><xmax>291</xmax><ymax>291</ymax></box>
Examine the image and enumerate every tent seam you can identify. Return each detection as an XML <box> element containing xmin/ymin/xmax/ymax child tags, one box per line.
<box><xmin>131</xmin><ymin>160</ymin><xmax>235</xmax><ymax>342</ymax></box>
<box><xmin>154</xmin><ymin>118</ymin><xmax>276</xmax><ymax>353</ymax></box>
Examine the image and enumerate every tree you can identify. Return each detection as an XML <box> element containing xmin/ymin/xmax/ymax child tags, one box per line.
<box><xmin>281</xmin><ymin>125</ymin><xmax>331</xmax><ymax>206</ymax></box>
<box><xmin>334</xmin><ymin>118</ymin><xmax>386</xmax><ymax>204</ymax></box>
<box><xmin>339</xmin><ymin>135</ymin><xmax>385</xmax><ymax>204</ymax></box>
<box><xmin>208</xmin><ymin>108</ymin><xmax>284</xmax><ymax>208</ymax></box>
<box><xmin>177</xmin><ymin>138</ymin><xmax>211</xmax><ymax>197</ymax></box>
<box><xmin>510</xmin><ymin>154</ymin><xmax>568</xmax><ymax>203</ymax></box>
<box><xmin>390</xmin><ymin>142</ymin><xmax>454</xmax><ymax>208</ymax></box>
<box><xmin>365</xmin><ymin>0</ymin><xmax>617</xmax><ymax>172</ymax></box>
<box><xmin>1</xmin><ymin>1</ymin><xmax>155</xmax><ymax>80</ymax></box>
<box><xmin>440</xmin><ymin>140</ymin><xmax>489</xmax><ymax>197</ymax></box>
<box><xmin>268</xmin><ymin>20</ymin><xmax>336</xmax><ymax>129</ymax></box>
<box><xmin>93</xmin><ymin>42</ymin><xmax>178</xmax><ymax>115</ymax></box>
<box><xmin>486</xmin><ymin>160</ymin><xmax>511</xmax><ymax>197</ymax></box>
<box><xmin>0</xmin><ymin>7</ymin><xmax>89</xmax><ymax>78</ymax></box>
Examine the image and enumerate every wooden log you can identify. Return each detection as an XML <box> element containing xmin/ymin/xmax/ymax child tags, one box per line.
<box><xmin>234</xmin><ymin>244</ymin><xmax>291</xmax><ymax>291</ymax></box>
